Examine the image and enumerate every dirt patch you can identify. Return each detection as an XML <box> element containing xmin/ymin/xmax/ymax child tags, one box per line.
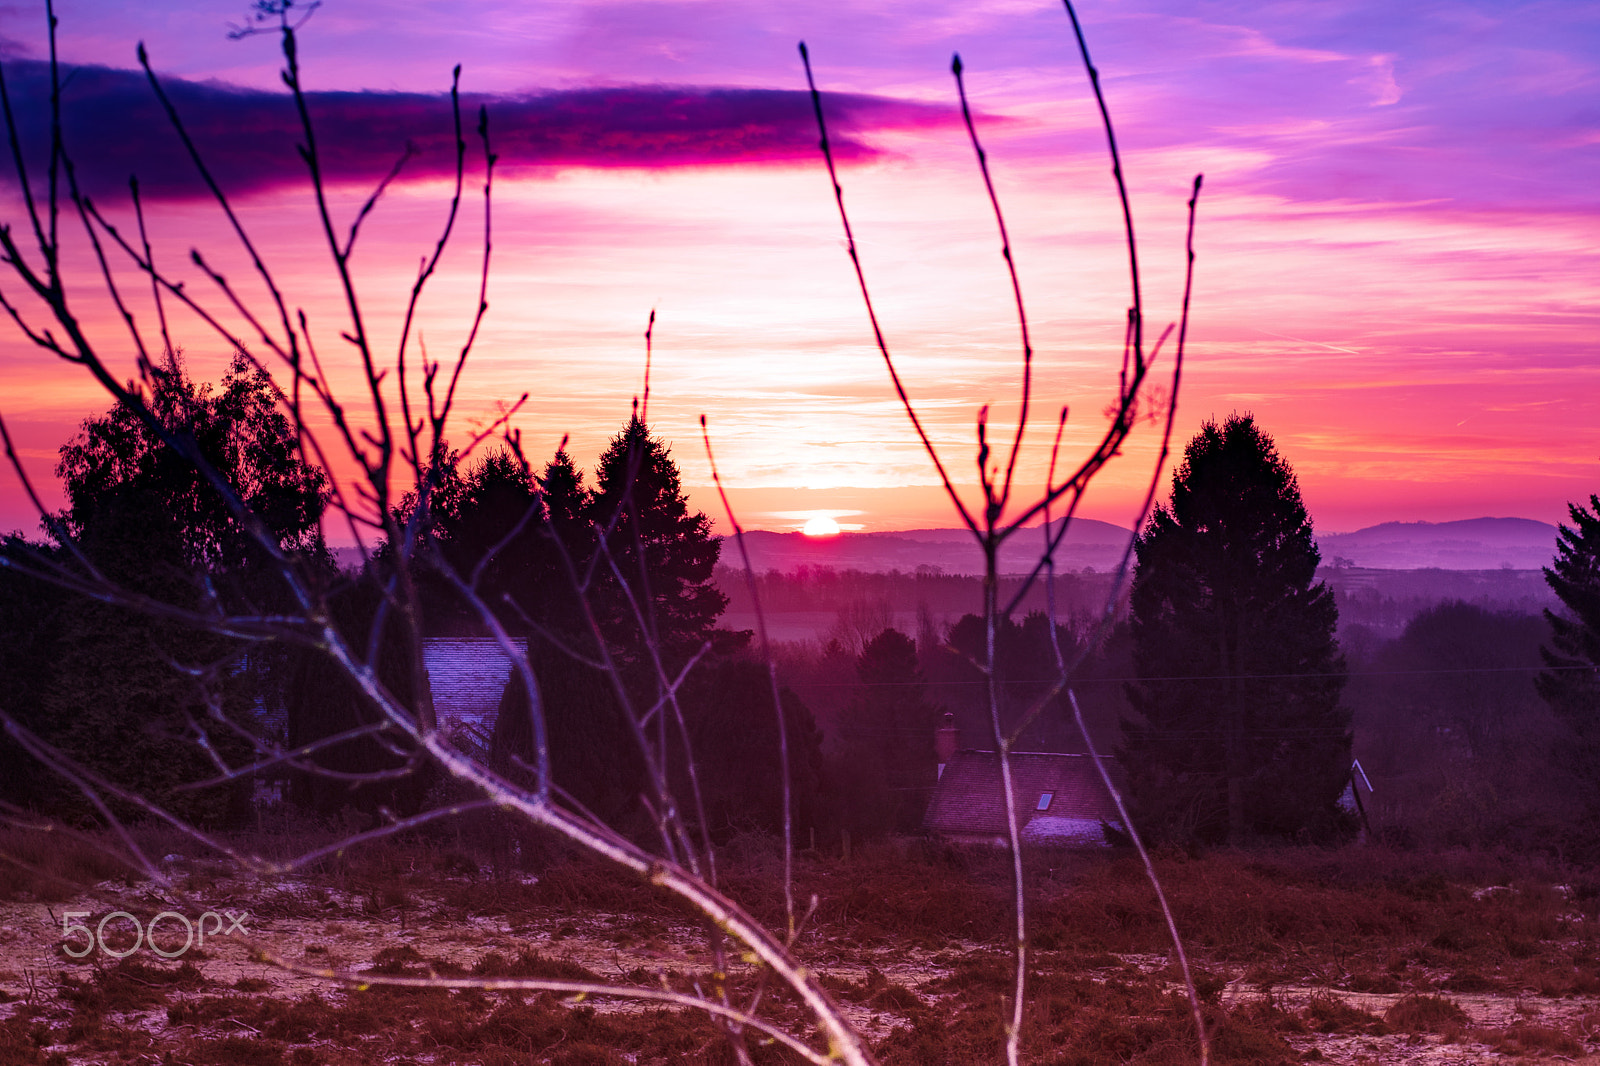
<box><xmin>3</xmin><ymin>844</ymin><xmax>1600</xmax><ymax>1064</ymax></box>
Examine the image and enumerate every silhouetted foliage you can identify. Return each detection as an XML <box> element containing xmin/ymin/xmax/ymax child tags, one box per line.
<box><xmin>1538</xmin><ymin>496</ymin><xmax>1600</xmax><ymax>820</ymax></box>
<box><xmin>493</xmin><ymin>646</ymin><xmax>830</xmax><ymax>844</ymax></box>
<box><xmin>836</xmin><ymin>628</ymin><xmax>941</xmax><ymax>836</ymax></box>
<box><xmin>57</xmin><ymin>352</ymin><xmax>325</xmax><ymax>575</ymax></box>
<box><xmin>588</xmin><ymin>416</ymin><xmax>726</xmax><ymax>666</ymax></box>
<box><xmin>492</xmin><ymin>636</ymin><xmax>642</xmax><ymax>827</ymax></box>
<box><xmin>484</xmin><ymin>421</ymin><xmax>735</xmax><ymax>830</ymax></box>
<box><xmin>422</xmin><ymin>446</ymin><xmax>594</xmax><ymax>638</ymax></box>
<box><xmin>1</xmin><ymin>354</ymin><xmax>325</xmax><ymax>825</ymax></box>
<box><xmin>1122</xmin><ymin>414</ymin><xmax>1348</xmax><ymax>844</ymax></box>
<box><xmin>0</xmin><ymin>538</ymin><xmax>69</xmax><ymax>811</ymax></box>
<box><xmin>282</xmin><ymin>574</ymin><xmax>438</xmax><ymax>819</ymax></box>
<box><xmin>46</xmin><ymin>356</ymin><xmax>419</xmax><ymax>823</ymax></box>
<box><xmin>676</xmin><ymin>656</ymin><xmax>827</xmax><ymax>842</ymax></box>
<box><xmin>939</xmin><ymin>610</ymin><xmax>1088</xmax><ymax>752</ymax></box>
<box><xmin>1352</xmin><ymin>601</ymin><xmax>1561</xmax><ymax>848</ymax></box>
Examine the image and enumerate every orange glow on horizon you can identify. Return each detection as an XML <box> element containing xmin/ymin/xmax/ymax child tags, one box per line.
<box><xmin>801</xmin><ymin>515</ymin><xmax>842</xmax><ymax>537</ymax></box>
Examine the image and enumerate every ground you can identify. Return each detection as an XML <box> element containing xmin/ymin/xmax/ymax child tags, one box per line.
<box><xmin>3</xmin><ymin>833</ymin><xmax>1600</xmax><ymax>1064</ymax></box>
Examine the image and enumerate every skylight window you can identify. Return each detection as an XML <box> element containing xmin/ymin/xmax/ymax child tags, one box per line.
<box><xmin>1036</xmin><ymin>792</ymin><xmax>1054</xmax><ymax>811</ymax></box>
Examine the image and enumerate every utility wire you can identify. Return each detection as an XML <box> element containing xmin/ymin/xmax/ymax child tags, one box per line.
<box><xmin>783</xmin><ymin>662</ymin><xmax>1589</xmax><ymax>689</ymax></box>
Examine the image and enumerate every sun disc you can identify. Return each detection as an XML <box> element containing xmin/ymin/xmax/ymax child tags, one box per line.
<box><xmin>802</xmin><ymin>515</ymin><xmax>841</xmax><ymax>537</ymax></box>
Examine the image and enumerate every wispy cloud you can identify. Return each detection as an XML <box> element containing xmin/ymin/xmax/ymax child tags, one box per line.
<box><xmin>0</xmin><ymin>57</ymin><xmax>958</xmax><ymax>200</ymax></box>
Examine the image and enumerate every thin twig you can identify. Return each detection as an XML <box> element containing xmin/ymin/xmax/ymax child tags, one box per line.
<box><xmin>701</xmin><ymin>417</ymin><xmax>796</xmax><ymax>942</ymax></box>
<box><xmin>799</xmin><ymin>42</ymin><xmax>977</xmax><ymax>536</ymax></box>
<box><xmin>952</xmin><ymin>55</ymin><xmax>1033</xmax><ymax>523</ymax></box>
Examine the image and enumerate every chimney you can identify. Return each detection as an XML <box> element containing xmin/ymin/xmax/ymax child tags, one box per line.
<box><xmin>935</xmin><ymin>712</ymin><xmax>959</xmax><ymax>779</ymax></box>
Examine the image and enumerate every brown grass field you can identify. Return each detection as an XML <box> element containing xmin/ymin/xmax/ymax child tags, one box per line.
<box><xmin>5</xmin><ymin>828</ymin><xmax>1600</xmax><ymax>1065</ymax></box>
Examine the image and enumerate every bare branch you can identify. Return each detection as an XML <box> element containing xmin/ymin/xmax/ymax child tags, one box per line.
<box><xmin>952</xmin><ymin>55</ymin><xmax>1034</xmax><ymax>524</ymax></box>
<box><xmin>799</xmin><ymin>42</ymin><xmax>978</xmax><ymax>536</ymax></box>
<box><xmin>702</xmin><ymin>417</ymin><xmax>795</xmax><ymax>939</ymax></box>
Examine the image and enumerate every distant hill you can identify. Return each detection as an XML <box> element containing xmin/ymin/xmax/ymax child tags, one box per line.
<box><xmin>722</xmin><ymin>515</ymin><xmax>1563</xmax><ymax>575</ymax></box>
<box><xmin>727</xmin><ymin>517</ymin><xmax>1136</xmax><ymax>576</ymax></box>
<box><xmin>1316</xmin><ymin>517</ymin><xmax>1559</xmax><ymax>570</ymax></box>
<box><xmin>334</xmin><ymin>515</ymin><xmax>1562</xmax><ymax>577</ymax></box>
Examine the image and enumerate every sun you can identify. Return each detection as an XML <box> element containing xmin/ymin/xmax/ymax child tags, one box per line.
<box><xmin>802</xmin><ymin>515</ymin><xmax>842</xmax><ymax>537</ymax></box>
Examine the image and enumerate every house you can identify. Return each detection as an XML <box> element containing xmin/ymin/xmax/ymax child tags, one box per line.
<box><xmin>924</xmin><ymin>715</ymin><xmax>1126</xmax><ymax>847</ymax></box>
<box><xmin>423</xmin><ymin>638</ymin><xmax>517</xmax><ymax>756</ymax></box>
<box><xmin>239</xmin><ymin>638</ymin><xmax>515</xmax><ymax>805</ymax></box>
<box><xmin>423</xmin><ymin>638</ymin><xmax>516</xmax><ymax>730</ymax></box>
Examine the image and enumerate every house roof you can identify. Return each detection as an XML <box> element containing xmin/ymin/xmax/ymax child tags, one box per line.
<box><xmin>423</xmin><ymin>638</ymin><xmax>516</xmax><ymax>729</ymax></box>
<box><xmin>924</xmin><ymin>749</ymin><xmax>1124</xmax><ymax>843</ymax></box>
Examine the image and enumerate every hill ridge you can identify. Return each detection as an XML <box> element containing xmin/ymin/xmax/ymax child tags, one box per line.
<box><xmin>720</xmin><ymin>515</ymin><xmax>1560</xmax><ymax>574</ymax></box>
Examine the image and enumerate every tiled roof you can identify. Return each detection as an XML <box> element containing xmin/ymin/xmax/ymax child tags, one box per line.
<box><xmin>924</xmin><ymin>750</ymin><xmax>1124</xmax><ymax>842</ymax></box>
<box><xmin>424</xmin><ymin>639</ymin><xmax>517</xmax><ymax>729</ymax></box>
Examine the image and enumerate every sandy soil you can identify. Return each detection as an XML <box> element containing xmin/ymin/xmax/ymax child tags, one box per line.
<box><xmin>4</xmin><ymin>869</ymin><xmax>1600</xmax><ymax>1064</ymax></box>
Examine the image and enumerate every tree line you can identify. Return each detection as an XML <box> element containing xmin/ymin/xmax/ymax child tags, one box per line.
<box><xmin>772</xmin><ymin>414</ymin><xmax>1600</xmax><ymax>851</ymax></box>
<box><xmin>4</xmin><ymin>366</ymin><xmax>1599</xmax><ymax>855</ymax></box>
<box><xmin>0</xmin><ymin>356</ymin><xmax>911</xmax><ymax>846</ymax></box>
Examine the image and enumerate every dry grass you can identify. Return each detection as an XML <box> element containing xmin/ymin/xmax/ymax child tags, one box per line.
<box><xmin>6</xmin><ymin>827</ymin><xmax>1600</xmax><ymax>1063</ymax></box>
<box><xmin>0</xmin><ymin>1009</ymin><xmax>65</xmax><ymax>1066</ymax></box>
<box><xmin>1301</xmin><ymin>991</ymin><xmax>1388</xmax><ymax>1035</ymax></box>
<box><xmin>1473</xmin><ymin>1022</ymin><xmax>1584</xmax><ymax>1057</ymax></box>
<box><xmin>164</xmin><ymin>968</ymin><xmax>792</xmax><ymax>1065</ymax></box>
<box><xmin>1383</xmin><ymin>993</ymin><xmax>1470</xmax><ymax>1033</ymax></box>
<box><xmin>0</xmin><ymin>826</ymin><xmax>135</xmax><ymax>901</ymax></box>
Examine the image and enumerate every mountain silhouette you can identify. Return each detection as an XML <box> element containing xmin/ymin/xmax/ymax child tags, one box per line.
<box><xmin>729</xmin><ymin>517</ymin><xmax>1136</xmax><ymax>576</ymax></box>
<box><xmin>723</xmin><ymin>516</ymin><xmax>1562</xmax><ymax>574</ymax></box>
<box><xmin>1316</xmin><ymin>517</ymin><xmax>1557</xmax><ymax>570</ymax></box>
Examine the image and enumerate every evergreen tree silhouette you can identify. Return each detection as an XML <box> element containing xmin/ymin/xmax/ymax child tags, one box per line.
<box><xmin>1122</xmin><ymin>414</ymin><xmax>1348</xmax><ymax>844</ymax></box>
<box><xmin>1537</xmin><ymin>496</ymin><xmax>1600</xmax><ymax>824</ymax></box>
<box><xmin>839</xmin><ymin>628</ymin><xmax>940</xmax><ymax>835</ymax></box>
<box><xmin>587</xmin><ymin>415</ymin><xmax>726</xmax><ymax>667</ymax></box>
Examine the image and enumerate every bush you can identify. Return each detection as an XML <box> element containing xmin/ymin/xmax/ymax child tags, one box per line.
<box><xmin>1383</xmin><ymin>994</ymin><xmax>1469</xmax><ymax>1033</ymax></box>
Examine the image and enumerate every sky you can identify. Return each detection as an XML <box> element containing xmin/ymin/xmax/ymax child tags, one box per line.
<box><xmin>0</xmin><ymin>0</ymin><xmax>1595</xmax><ymax>540</ymax></box>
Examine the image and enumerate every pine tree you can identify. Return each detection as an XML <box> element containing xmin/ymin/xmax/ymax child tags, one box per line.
<box><xmin>489</xmin><ymin>426</ymin><xmax>726</xmax><ymax>826</ymax></box>
<box><xmin>492</xmin><ymin>637</ymin><xmax>641</xmax><ymax>825</ymax></box>
<box><xmin>675</xmin><ymin>656</ymin><xmax>827</xmax><ymax>842</ymax></box>
<box><xmin>1537</xmin><ymin>496</ymin><xmax>1600</xmax><ymax>818</ymax></box>
<box><xmin>426</xmin><ymin>446</ymin><xmax>593</xmax><ymax>638</ymax></box>
<box><xmin>283</xmin><ymin>576</ymin><xmax>436</xmax><ymax>818</ymax></box>
<box><xmin>1122</xmin><ymin>414</ymin><xmax>1348</xmax><ymax>844</ymax></box>
<box><xmin>587</xmin><ymin>416</ymin><xmax>726</xmax><ymax>665</ymax></box>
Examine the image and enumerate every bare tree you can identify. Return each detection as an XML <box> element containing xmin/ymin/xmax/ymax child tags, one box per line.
<box><xmin>0</xmin><ymin>1</ymin><xmax>1204</xmax><ymax>1063</ymax></box>
<box><xmin>799</xmin><ymin>4</ymin><xmax>1207</xmax><ymax>1059</ymax></box>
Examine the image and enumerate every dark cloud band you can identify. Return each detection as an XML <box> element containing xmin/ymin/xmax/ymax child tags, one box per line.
<box><xmin>0</xmin><ymin>59</ymin><xmax>956</xmax><ymax>200</ymax></box>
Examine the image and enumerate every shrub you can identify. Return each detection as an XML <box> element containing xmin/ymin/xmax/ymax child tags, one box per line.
<box><xmin>1384</xmin><ymin>994</ymin><xmax>1470</xmax><ymax>1033</ymax></box>
<box><xmin>1302</xmin><ymin>991</ymin><xmax>1388</xmax><ymax>1035</ymax></box>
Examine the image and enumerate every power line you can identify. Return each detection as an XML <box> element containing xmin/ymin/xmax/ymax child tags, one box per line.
<box><xmin>783</xmin><ymin>662</ymin><xmax>1591</xmax><ymax>689</ymax></box>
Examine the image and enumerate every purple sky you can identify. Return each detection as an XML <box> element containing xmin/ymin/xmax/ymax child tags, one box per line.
<box><xmin>0</xmin><ymin>0</ymin><xmax>1595</xmax><ymax>537</ymax></box>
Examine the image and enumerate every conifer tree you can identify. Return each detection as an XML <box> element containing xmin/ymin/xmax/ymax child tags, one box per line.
<box><xmin>491</xmin><ymin>425</ymin><xmax>726</xmax><ymax>824</ymax></box>
<box><xmin>1537</xmin><ymin>496</ymin><xmax>1600</xmax><ymax>818</ymax></box>
<box><xmin>426</xmin><ymin>446</ymin><xmax>593</xmax><ymax>637</ymax></box>
<box><xmin>1122</xmin><ymin>414</ymin><xmax>1347</xmax><ymax>844</ymax></box>
<box><xmin>587</xmin><ymin>416</ymin><xmax>726</xmax><ymax>665</ymax></box>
